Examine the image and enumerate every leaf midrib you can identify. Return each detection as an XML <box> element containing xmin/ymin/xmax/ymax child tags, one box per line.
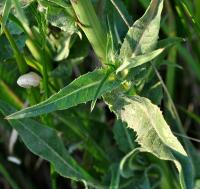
<box><xmin>132</xmin><ymin>98</ymin><xmax>184</xmax><ymax>156</ymax></box>
<box><xmin>19</xmin><ymin>120</ymin><xmax>87</xmax><ymax>179</ymax></box>
<box><xmin>132</xmin><ymin>0</ymin><xmax>160</xmax><ymax>55</ymax></box>
<box><xmin>11</xmin><ymin>80</ymin><xmax>102</xmax><ymax>117</ymax></box>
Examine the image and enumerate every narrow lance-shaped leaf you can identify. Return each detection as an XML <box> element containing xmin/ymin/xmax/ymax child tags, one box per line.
<box><xmin>0</xmin><ymin>101</ymin><xmax>97</xmax><ymax>185</ymax></box>
<box><xmin>116</xmin><ymin>48</ymin><xmax>164</xmax><ymax>73</ymax></box>
<box><xmin>7</xmin><ymin>69</ymin><xmax>121</xmax><ymax>119</ymax></box>
<box><xmin>105</xmin><ymin>94</ymin><xmax>193</xmax><ymax>189</ymax></box>
<box><xmin>120</xmin><ymin>0</ymin><xmax>163</xmax><ymax>58</ymax></box>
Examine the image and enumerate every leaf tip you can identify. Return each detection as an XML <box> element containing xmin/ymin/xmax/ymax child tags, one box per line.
<box><xmin>4</xmin><ymin>115</ymin><xmax>10</xmax><ymax>120</ymax></box>
<box><xmin>5</xmin><ymin>113</ymin><xmax>17</xmax><ymax>120</ymax></box>
<box><xmin>90</xmin><ymin>100</ymin><xmax>96</xmax><ymax>112</ymax></box>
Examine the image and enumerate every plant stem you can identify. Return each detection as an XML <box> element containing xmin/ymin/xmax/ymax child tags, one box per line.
<box><xmin>70</xmin><ymin>0</ymin><xmax>107</xmax><ymax>63</ymax></box>
<box><xmin>165</xmin><ymin>0</ymin><xmax>177</xmax><ymax>99</ymax></box>
<box><xmin>50</xmin><ymin>165</ymin><xmax>57</xmax><ymax>189</ymax></box>
<box><xmin>151</xmin><ymin>63</ymin><xmax>190</xmax><ymax>153</ymax></box>
<box><xmin>110</xmin><ymin>0</ymin><xmax>130</xmax><ymax>28</ymax></box>
<box><xmin>2</xmin><ymin>25</ymin><xmax>28</xmax><ymax>74</ymax></box>
<box><xmin>41</xmin><ymin>49</ymin><xmax>49</xmax><ymax>99</ymax></box>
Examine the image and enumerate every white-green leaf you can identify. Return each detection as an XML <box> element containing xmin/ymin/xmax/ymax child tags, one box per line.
<box><xmin>120</xmin><ymin>0</ymin><xmax>163</xmax><ymax>58</ymax></box>
<box><xmin>117</xmin><ymin>48</ymin><xmax>164</xmax><ymax>73</ymax></box>
<box><xmin>7</xmin><ymin>69</ymin><xmax>121</xmax><ymax>119</ymax></box>
<box><xmin>0</xmin><ymin>100</ymin><xmax>96</xmax><ymax>185</ymax></box>
<box><xmin>106</xmin><ymin>94</ymin><xmax>193</xmax><ymax>189</ymax></box>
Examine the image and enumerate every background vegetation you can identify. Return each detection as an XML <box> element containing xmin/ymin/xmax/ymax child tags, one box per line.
<box><xmin>0</xmin><ymin>0</ymin><xmax>200</xmax><ymax>189</ymax></box>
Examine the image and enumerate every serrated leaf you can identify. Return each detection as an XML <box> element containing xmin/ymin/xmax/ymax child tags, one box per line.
<box><xmin>120</xmin><ymin>0</ymin><xmax>163</xmax><ymax>58</ymax></box>
<box><xmin>0</xmin><ymin>100</ymin><xmax>96</xmax><ymax>184</ymax></box>
<box><xmin>117</xmin><ymin>48</ymin><xmax>164</xmax><ymax>73</ymax></box>
<box><xmin>105</xmin><ymin>94</ymin><xmax>193</xmax><ymax>189</ymax></box>
<box><xmin>7</xmin><ymin>69</ymin><xmax>121</xmax><ymax>119</ymax></box>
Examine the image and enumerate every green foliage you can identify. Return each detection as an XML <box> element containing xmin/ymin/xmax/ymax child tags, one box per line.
<box><xmin>0</xmin><ymin>0</ymin><xmax>12</xmax><ymax>34</ymax></box>
<box><xmin>120</xmin><ymin>0</ymin><xmax>163</xmax><ymax>58</ymax></box>
<box><xmin>113</xmin><ymin>120</ymin><xmax>136</xmax><ymax>153</ymax></box>
<box><xmin>116</xmin><ymin>48</ymin><xmax>164</xmax><ymax>73</ymax></box>
<box><xmin>7</xmin><ymin>69</ymin><xmax>121</xmax><ymax>119</ymax></box>
<box><xmin>0</xmin><ymin>0</ymin><xmax>199</xmax><ymax>188</ymax></box>
<box><xmin>0</xmin><ymin>101</ymin><xmax>96</xmax><ymax>185</ymax></box>
<box><xmin>105</xmin><ymin>94</ymin><xmax>193</xmax><ymax>189</ymax></box>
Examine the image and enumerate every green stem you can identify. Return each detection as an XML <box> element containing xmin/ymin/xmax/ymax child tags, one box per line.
<box><xmin>41</xmin><ymin>49</ymin><xmax>49</xmax><ymax>99</ymax></box>
<box><xmin>165</xmin><ymin>0</ymin><xmax>177</xmax><ymax>99</ymax></box>
<box><xmin>70</xmin><ymin>0</ymin><xmax>107</xmax><ymax>63</ymax></box>
<box><xmin>2</xmin><ymin>26</ymin><xmax>28</xmax><ymax>74</ymax></box>
<box><xmin>195</xmin><ymin>0</ymin><xmax>200</xmax><ymax>22</ymax></box>
<box><xmin>50</xmin><ymin>165</ymin><xmax>57</xmax><ymax>189</ymax></box>
<box><xmin>151</xmin><ymin>63</ymin><xmax>190</xmax><ymax>153</ymax></box>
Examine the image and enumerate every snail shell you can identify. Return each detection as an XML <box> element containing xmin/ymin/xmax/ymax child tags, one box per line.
<box><xmin>17</xmin><ymin>72</ymin><xmax>41</xmax><ymax>88</ymax></box>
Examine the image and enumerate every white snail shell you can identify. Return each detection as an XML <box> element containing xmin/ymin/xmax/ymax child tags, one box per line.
<box><xmin>17</xmin><ymin>72</ymin><xmax>42</xmax><ymax>88</ymax></box>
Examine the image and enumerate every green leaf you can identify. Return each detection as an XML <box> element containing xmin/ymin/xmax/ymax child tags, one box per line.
<box><xmin>47</xmin><ymin>6</ymin><xmax>77</xmax><ymax>34</ymax></box>
<box><xmin>157</xmin><ymin>37</ymin><xmax>184</xmax><ymax>49</ymax></box>
<box><xmin>105</xmin><ymin>94</ymin><xmax>193</xmax><ymax>189</ymax></box>
<box><xmin>0</xmin><ymin>100</ymin><xmax>96</xmax><ymax>185</ymax></box>
<box><xmin>39</xmin><ymin>0</ymin><xmax>70</xmax><ymax>9</ymax></box>
<box><xmin>56</xmin><ymin>113</ymin><xmax>109</xmax><ymax>162</ymax></box>
<box><xmin>113</xmin><ymin>120</ymin><xmax>136</xmax><ymax>153</ymax></box>
<box><xmin>140</xmin><ymin>78</ymin><xmax>163</xmax><ymax>105</ymax></box>
<box><xmin>54</xmin><ymin>34</ymin><xmax>71</xmax><ymax>61</ymax></box>
<box><xmin>104</xmin><ymin>0</ymin><xmax>132</xmax><ymax>44</ymax></box>
<box><xmin>117</xmin><ymin>48</ymin><xmax>164</xmax><ymax>73</ymax></box>
<box><xmin>120</xmin><ymin>0</ymin><xmax>163</xmax><ymax>58</ymax></box>
<box><xmin>0</xmin><ymin>0</ymin><xmax>12</xmax><ymax>34</ymax></box>
<box><xmin>7</xmin><ymin>69</ymin><xmax>121</xmax><ymax>119</ymax></box>
<box><xmin>11</xmin><ymin>0</ymin><xmax>28</xmax><ymax>26</ymax></box>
